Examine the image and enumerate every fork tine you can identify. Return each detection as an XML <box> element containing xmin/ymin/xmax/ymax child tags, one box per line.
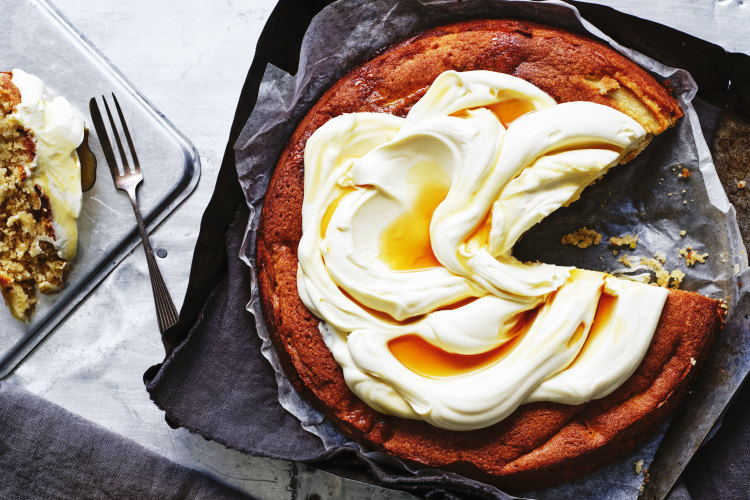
<box><xmin>101</xmin><ymin>95</ymin><xmax>131</xmax><ymax>174</ymax></box>
<box><xmin>112</xmin><ymin>93</ymin><xmax>141</xmax><ymax>175</ymax></box>
<box><xmin>89</xmin><ymin>98</ymin><xmax>122</xmax><ymax>180</ymax></box>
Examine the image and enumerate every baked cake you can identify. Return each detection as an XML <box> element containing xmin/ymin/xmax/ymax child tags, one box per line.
<box><xmin>257</xmin><ymin>20</ymin><xmax>723</xmax><ymax>490</ymax></box>
<box><xmin>0</xmin><ymin>70</ymin><xmax>84</xmax><ymax>320</ymax></box>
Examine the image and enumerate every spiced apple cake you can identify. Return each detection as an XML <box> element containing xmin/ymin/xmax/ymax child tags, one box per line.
<box><xmin>256</xmin><ymin>19</ymin><xmax>723</xmax><ymax>490</ymax></box>
<box><xmin>0</xmin><ymin>69</ymin><xmax>84</xmax><ymax>320</ymax></box>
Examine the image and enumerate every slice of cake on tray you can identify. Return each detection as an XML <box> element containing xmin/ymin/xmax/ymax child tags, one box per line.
<box><xmin>0</xmin><ymin>69</ymin><xmax>84</xmax><ymax>321</ymax></box>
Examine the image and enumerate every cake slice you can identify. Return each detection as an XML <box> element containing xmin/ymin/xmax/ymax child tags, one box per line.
<box><xmin>0</xmin><ymin>70</ymin><xmax>84</xmax><ymax>320</ymax></box>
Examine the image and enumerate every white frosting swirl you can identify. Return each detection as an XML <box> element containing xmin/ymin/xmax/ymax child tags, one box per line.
<box><xmin>297</xmin><ymin>70</ymin><xmax>668</xmax><ymax>431</ymax></box>
<box><xmin>11</xmin><ymin>69</ymin><xmax>84</xmax><ymax>261</ymax></box>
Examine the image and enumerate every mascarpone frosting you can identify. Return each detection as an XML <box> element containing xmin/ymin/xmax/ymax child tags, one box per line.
<box><xmin>10</xmin><ymin>68</ymin><xmax>84</xmax><ymax>261</ymax></box>
<box><xmin>297</xmin><ymin>70</ymin><xmax>668</xmax><ymax>431</ymax></box>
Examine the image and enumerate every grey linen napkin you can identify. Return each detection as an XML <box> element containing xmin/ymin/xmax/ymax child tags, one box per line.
<box><xmin>0</xmin><ymin>382</ymin><xmax>249</xmax><ymax>500</ymax></box>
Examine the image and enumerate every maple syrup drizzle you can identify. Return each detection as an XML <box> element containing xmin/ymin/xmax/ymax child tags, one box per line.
<box><xmin>390</xmin><ymin>292</ymin><xmax>623</xmax><ymax>378</ymax></box>
<box><xmin>486</xmin><ymin>98</ymin><xmax>536</xmax><ymax>127</ymax></box>
<box><xmin>379</xmin><ymin>162</ymin><xmax>449</xmax><ymax>271</ymax></box>
<box><xmin>337</xmin><ymin>286</ymin><xmax>421</xmax><ymax>326</ymax></box>
<box><xmin>320</xmin><ymin>191</ymin><xmax>348</xmax><ymax>236</ymax></box>
<box><xmin>545</xmin><ymin>141</ymin><xmax>624</xmax><ymax>156</ymax></box>
<box><xmin>388</xmin><ymin>305</ymin><xmax>540</xmax><ymax>378</ymax></box>
<box><xmin>436</xmin><ymin>296</ymin><xmax>479</xmax><ymax>311</ymax></box>
<box><xmin>568</xmin><ymin>292</ymin><xmax>618</xmax><ymax>366</ymax></box>
<box><xmin>450</xmin><ymin>97</ymin><xmax>537</xmax><ymax>127</ymax></box>
<box><xmin>467</xmin><ymin>213</ymin><xmax>492</xmax><ymax>248</ymax></box>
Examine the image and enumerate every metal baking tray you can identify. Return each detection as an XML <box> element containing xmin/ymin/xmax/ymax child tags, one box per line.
<box><xmin>0</xmin><ymin>0</ymin><xmax>200</xmax><ymax>378</ymax></box>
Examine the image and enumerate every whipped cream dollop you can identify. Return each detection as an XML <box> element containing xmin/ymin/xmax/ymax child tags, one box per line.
<box><xmin>297</xmin><ymin>70</ymin><xmax>668</xmax><ymax>431</ymax></box>
<box><xmin>11</xmin><ymin>68</ymin><xmax>84</xmax><ymax>261</ymax></box>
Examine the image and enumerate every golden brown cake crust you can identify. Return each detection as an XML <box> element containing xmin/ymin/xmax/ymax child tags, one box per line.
<box><xmin>256</xmin><ymin>20</ymin><xmax>718</xmax><ymax>490</ymax></box>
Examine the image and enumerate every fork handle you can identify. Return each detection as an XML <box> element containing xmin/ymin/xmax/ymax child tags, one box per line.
<box><xmin>126</xmin><ymin>187</ymin><xmax>179</xmax><ymax>333</ymax></box>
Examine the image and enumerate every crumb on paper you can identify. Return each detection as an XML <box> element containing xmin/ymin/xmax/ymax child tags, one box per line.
<box><xmin>612</xmin><ymin>249</ymin><xmax>618</xmax><ymax>256</ymax></box>
<box><xmin>679</xmin><ymin>246</ymin><xmax>708</xmax><ymax>266</ymax></box>
<box><xmin>680</xmin><ymin>167</ymin><xmax>690</xmax><ymax>179</ymax></box>
<box><xmin>671</xmin><ymin>269</ymin><xmax>686</xmax><ymax>287</ymax></box>
<box><xmin>618</xmin><ymin>254</ymin><xmax>631</xmax><ymax>267</ymax></box>
<box><xmin>610</xmin><ymin>234</ymin><xmax>638</xmax><ymax>249</ymax></box>
<box><xmin>735</xmin><ymin>263</ymin><xmax>741</xmax><ymax>274</ymax></box>
<box><xmin>690</xmin><ymin>357</ymin><xmax>697</xmax><ymax>366</ymax></box>
<box><xmin>561</xmin><ymin>227</ymin><xmax>602</xmax><ymax>248</ymax></box>
<box><xmin>683</xmin><ymin>200</ymin><xmax>688</xmax><ymax>205</ymax></box>
<box><xmin>637</xmin><ymin>255</ymin><xmax>684</xmax><ymax>289</ymax></box>
<box><xmin>639</xmin><ymin>468</ymin><xmax>650</xmax><ymax>494</ymax></box>
<box><xmin>680</xmin><ymin>230</ymin><xmax>686</xmax><ymax>238</ymax></box>
<box><xmin>739</xmin><ymin>180</ymin><xmax>746</xmax><ymax>189</ymax></box>
<box><xmin>634</xmin><ymin>459</ymin><xmax>644</xmax><ymax>475</ymax></box>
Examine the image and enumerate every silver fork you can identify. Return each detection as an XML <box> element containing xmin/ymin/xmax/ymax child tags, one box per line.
<box><xmin>89</xmin><ymin>94</ymin><xmax>179</xmax><ymax>333</ymax></box>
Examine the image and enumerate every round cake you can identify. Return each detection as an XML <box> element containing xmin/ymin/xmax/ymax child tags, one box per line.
<box><xmin>256</xmin><ymin>19</ymin><xmax>722</xmax><ymax>490</ymax></box>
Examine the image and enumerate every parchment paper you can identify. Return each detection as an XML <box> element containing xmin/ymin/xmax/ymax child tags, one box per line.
<box><xmin>234</xmin><ymin>0</ymin><xmax>746</xmax><ymax>497</ymax></box>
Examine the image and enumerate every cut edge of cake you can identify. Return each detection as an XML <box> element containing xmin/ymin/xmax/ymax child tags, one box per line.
<box><xmin>0</xmin><ymin>71</ymin><xmax>74</xmax><ymax>321</ymax></box>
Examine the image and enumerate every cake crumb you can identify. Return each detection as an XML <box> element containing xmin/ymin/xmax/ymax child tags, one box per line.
<box><xmin>671</xmin><ymin>269</ymin><xmax>685</xmax><ymax>287</ymax></box>
<box><xmin>690</xmin><ymin>357</ymin><xmax>697</xmax><ymax>366</ymax></box>
<box><xmin>561</xmin><ymin>227</ymin><xmax>602</xmax><ymax>248</ymax></box>
<box><xmin>679</xmin><ymin>246</ymin><xmax>708</xmax><ymax>266</ymax></box>
<box><xmin>680</xmin><ymin>230</ymin><xmax>686</xmax><ymax>238</ymax></box>
<box><xmin>612</xmin><ymin>249</ymin><xmax>618</xmax><ymax>256</ymax></box>
<box><xmin>610</xmin><ymin>234</ymin><xmax>638</xmax><ymax>249</ymax></box>
<box><xmin>680</xmin><ymin>168</ymin><xmax>690</xmax><ymax>179</ymax></box>
<box><xmin>634</xmin><ymin>459</ymin><xmax>645</xmax><ymax>475</ymax></box>
<box><xmin>615</xmin><ymin>251</ymin><xmax>684</xmax><ymax>289</ymax></box>
<box><xmin>639</xmin><ymin>255</ymin><xmax>684</xmax><ymax>289</ymax></box>
<box><xmin>739</xmin><ymin>180</ymin><xmax>746</xmax><ymax>189</ymax></box>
